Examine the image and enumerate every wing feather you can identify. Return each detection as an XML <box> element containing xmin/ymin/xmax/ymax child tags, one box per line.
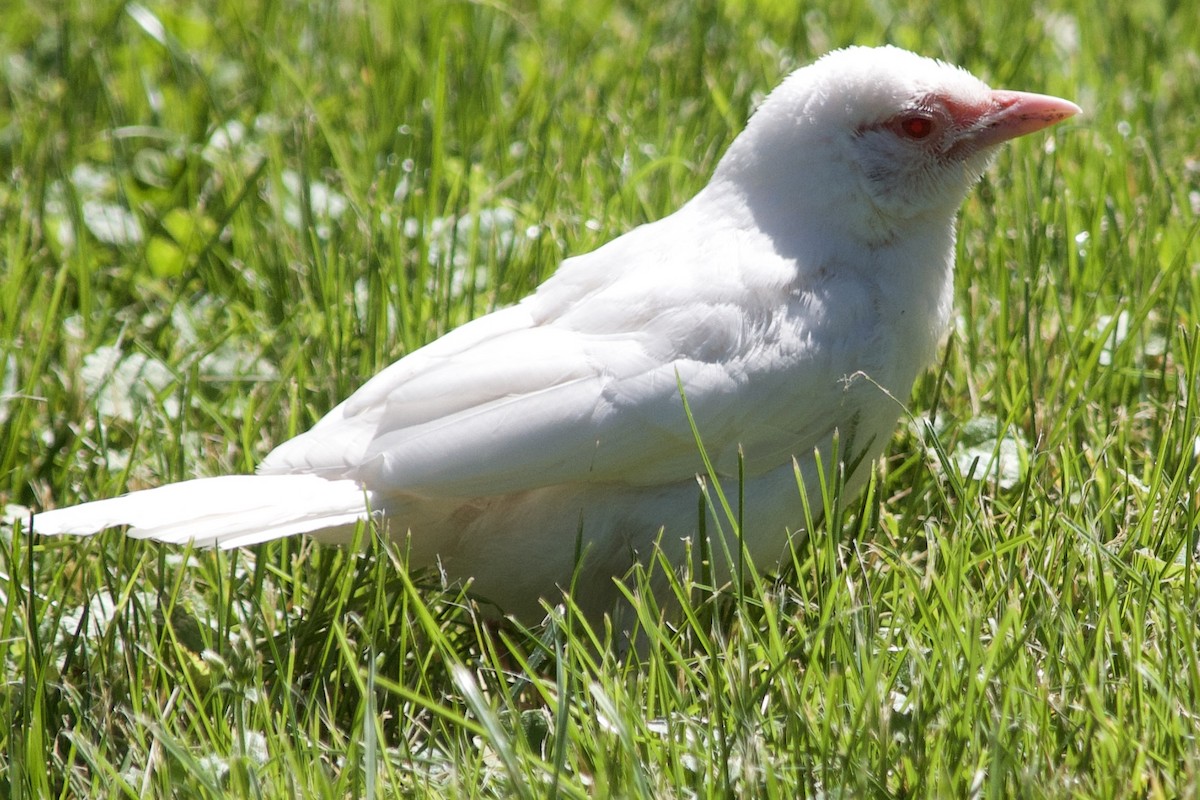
<box><xmin>260</xmin><ymin>215</ymin><xmax>867</xmax><ymax>499</ymax></box>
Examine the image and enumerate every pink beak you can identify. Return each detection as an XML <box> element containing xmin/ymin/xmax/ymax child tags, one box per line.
<box><xmin>971</xmin><ymin>90</ymin><xmax>1082</xmax><ymax>147</ymax></box>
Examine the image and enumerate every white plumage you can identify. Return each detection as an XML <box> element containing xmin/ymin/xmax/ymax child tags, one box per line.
<box><xmin>34</xmin><ymin>46</ymin><xmax>1079</xmax><ymax>621</ymax></box>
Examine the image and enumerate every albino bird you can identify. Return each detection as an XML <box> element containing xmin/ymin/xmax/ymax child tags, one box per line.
<box><xmin>34</xmin><ymin>46</ymin><xmax>1079</xmax><ymax>622</ymax></box>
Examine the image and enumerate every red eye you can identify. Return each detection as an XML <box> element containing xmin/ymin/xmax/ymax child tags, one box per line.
<box><xmin>898</xmin><ymin>114</ymin><xmax>935</xmax><ymax>139</ymax></box>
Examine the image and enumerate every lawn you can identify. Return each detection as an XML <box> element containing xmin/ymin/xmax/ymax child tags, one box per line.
<box><xmin>2</xmin><ymin>0</ymin><xmax>1199</xmax><ymax>796</ymax></box>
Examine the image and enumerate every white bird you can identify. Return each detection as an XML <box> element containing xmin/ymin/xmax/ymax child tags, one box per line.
<box><xmin>33</xmin><ymin>46</ymin><xmax>1079</xmax><ymax>622</ymax></box>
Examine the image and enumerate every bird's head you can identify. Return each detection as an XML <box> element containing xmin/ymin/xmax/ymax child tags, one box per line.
<box><xmin>710</xmin><ymin>45</ymin><xmax>1080</xmax><ymax>251</ymax></box>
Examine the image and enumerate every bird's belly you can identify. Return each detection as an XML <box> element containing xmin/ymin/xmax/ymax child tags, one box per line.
<box><xmin>373</xmin><ymin>398</ymin><xmax>903</xmax><ymax>623</ymax></box>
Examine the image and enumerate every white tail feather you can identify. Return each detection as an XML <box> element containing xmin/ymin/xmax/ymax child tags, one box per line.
<box><xmin>32</xmin><ymin>474</ymin><xmax>371</xmax><ymax>549</ymax></box>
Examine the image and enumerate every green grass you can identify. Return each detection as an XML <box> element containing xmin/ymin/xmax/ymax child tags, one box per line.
<box><xmin>2</xmin><ymin>0</ymin><xmax>1199</xmax><ymax>796</ymax></box>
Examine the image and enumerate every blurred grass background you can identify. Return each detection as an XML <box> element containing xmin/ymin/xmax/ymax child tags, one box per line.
<box><xmin>1</xmin><ymin>0</ymin><xmax>1198</xmax><ymax>796</ymax></box>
